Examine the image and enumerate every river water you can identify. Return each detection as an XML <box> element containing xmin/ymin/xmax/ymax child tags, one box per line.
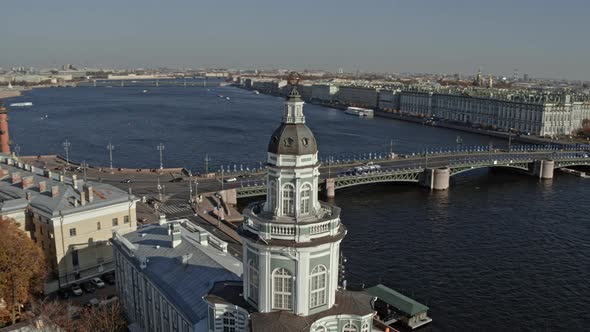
<box><xmin>6</xmin><ymin>85</ymin><xmax>590</xmax><ymax>331</ymax></box>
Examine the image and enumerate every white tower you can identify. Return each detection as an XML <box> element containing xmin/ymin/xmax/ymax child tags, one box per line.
<box><xmin>241</xmin><ymin>73</ymin><xmax>345</xmax><ymax>316</ymax></box>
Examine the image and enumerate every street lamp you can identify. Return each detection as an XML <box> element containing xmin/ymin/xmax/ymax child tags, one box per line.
<box><xmin>157</xmin><ymin>143</ymin><xmax>165</xmax><ymax>170</ymax></box>
<box><xmin>62</xmin><ymin>139</ymin><xmax>71</xmax><ymax>166</ymax></box>
<box><xmin>107</xmin><ymin>141</ymin><xmax>115</xmax><ymax>174</ymax></box>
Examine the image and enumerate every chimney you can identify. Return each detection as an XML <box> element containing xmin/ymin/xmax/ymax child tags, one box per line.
<box><xmin>51</xmin><ymin>185</ymin><xmax>60</xmax><ymax>198</ymax></box>
<box><xmin>0</xmin><ymin>167</ymin><xmax>8</xmax><ymax>177</ymax></box>
<box><xmin>159</xmin><ymin>214</ymin><xmax>167</xmax><ymax>226</ymax></box>
<box><xmin>80</xmin><ymin>191</ymin><xmax>86</xmax><ymax>206</ymax></box>
<box><xmin>43</xmin><ymin>170</ymin><xmax>52</xmax><ymax>179</ymax></box>
<box><xmin>59</xmin><ymin>175</ymin><xmax>64</xmax><ymax>182</ymax></box>
<box><xmin>17</xmin><ymin>162</ymin><xmax>23</xmax><ymax>169</ymax></box>
<box><xmin>85</xmin><ymin>185</ymin><xmax>93</xmax><ymax>203</ymax></box>
<box><xmin>72</xmin><ymin>175</ymin><xmax>78</xmax><ymax>189</ymax></box>
<box><xmin>22</xmin><ymin>176</ymin><xmax>34</xmax><ymax>190</ymax></box>
<box><xmin>39</xmin><ymin>181</ymin><xmax>47</xmax><ymax>193</ymax></box>
<box><xmin>74</xmin><ymin>199</ymin><xmax>79</xmax><ymax>207</ymax></box>
<box><xmin>26</xmin><ymin>192</ymin><xmax>33</xmax><ymax>201</ymax></box>
<box><xmin>11</xmin><ymin>172</ymin><xmax>21</xmax><ymax>184</ymax></box>
<box><xmin>30</xmin><ymin>165</ymin><xmax>35</xmax><ymax>173</ymax></box>
<box><xmin>6</xmin><ymin>158</ymin><xmax>13</xmax><ymax>166</ymax></box>
<box><xmin>170</xmin><ymin>223</ymin><xmax>181</xmax><ymax>248</ymax></box>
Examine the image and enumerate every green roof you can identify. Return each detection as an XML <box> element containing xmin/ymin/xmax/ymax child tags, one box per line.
<box><xmin>365</xmin><ymin>284</ymin><xmax>429</xmax><ymax>316</ymax></box>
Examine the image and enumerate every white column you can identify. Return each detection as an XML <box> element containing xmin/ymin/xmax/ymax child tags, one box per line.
<box><xmin>296</xmin><ymin>251</ymin><xmax>310</xmax><ymax>315</ymax></box>
<box><xmin>259</xmin><ymin>250</ymin><xmax>271</xmax><ymax>312</ymax></box>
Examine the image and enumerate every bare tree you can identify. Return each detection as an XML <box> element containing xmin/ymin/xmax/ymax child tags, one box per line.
<box><xmin>78</xmin><ymin>301</ymin><xmax>127</xmax><ymax>332</ymax></box>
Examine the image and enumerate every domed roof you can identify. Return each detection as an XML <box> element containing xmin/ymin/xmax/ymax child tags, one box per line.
<box><xmin>268</xmin><ymin>123</ymin><xmax>318</xmax><ymax>155</ymax></box>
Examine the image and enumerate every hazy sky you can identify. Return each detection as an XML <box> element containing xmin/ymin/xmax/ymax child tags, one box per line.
<box><xmin>1</xmin><ymin>0</ymin><xmax>588</xmax><ymax>80</ymax></box>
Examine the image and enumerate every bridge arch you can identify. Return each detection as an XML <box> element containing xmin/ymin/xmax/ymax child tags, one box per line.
<box><xmin>449</xmin><ymin>164</ymin><xmax>530</xmax><ymax>177</ymax></box>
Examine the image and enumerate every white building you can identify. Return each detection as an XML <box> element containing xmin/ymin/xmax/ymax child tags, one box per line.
<box><xmin>111</xmin><ymin>219</ymin><xmax>242</xmax><ymax>332</ymax></box>
<box><xmin>204</xmin><ymin>84</ymin><xmax>376</xmax><ymax>332</ymax></box>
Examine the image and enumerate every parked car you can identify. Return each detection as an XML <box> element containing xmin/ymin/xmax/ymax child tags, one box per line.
<box><xmin>102</xmin><ymin>273</ymin><xmax>116</xmax><ymax>285</ymax></box>
<box><xmin>90</xmin><ymin>277</ymin><xmax>105</xmax><ymax>288</ymax></box>
<box><xmin>224</xmin><ymin>177</ymin><xmax>237</xmax><ymax>183</ymax></box>
<box><xmin>81</xmin><ymin>282</ymin><xmax>95</xmax><ymax>293</ymax></box>
<box><xmin>71</xmin><ymin>284</ymin><xmax>83</xmax><ymax>296</ymax></box>
<box><xmin>120</xmin><ymin>179</ymin><xmax>133</xmax><ymax>184</ymax></box>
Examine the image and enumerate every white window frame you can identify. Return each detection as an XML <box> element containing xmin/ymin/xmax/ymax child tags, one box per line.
<box><xmin>361</xmin><ymin>322</ymin><xmax>370</xmax><ymax>332</ymax></box>
<box><xmin>343</xmin><ymin>322</ymin><xmax>358</xmax><ymax>332</ymax></box>
<box><xmin>300</xmin><ymin>183</ymin><xmax>311</xmax><ymax>215</ymax></box>
<box><xmin>282</xmin><ymin>184</ymin><xmax>295</xmax><ymax>216</ymax></box>
<box><xmin>272</xmin><ymin>268</ymin><xmax>293</xmax><ymax>310</ymax></box>
<box><xmin>222</xmin><ymin>312</ymin><xmax>236</xmax><ymax>332</ymax></box>
<box><xmin>310</xmin><ymin>265</ymin><xmax>327</xmax><ymax>308</ymax></box>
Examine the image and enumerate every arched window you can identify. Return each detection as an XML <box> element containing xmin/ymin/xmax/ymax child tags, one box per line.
<box><xmin>222</xmin><ymin>312</ymin><xmax>236</xmax><ymax>332</ymax></box>
<box><xmin>313</xmin><ymin>326</ymin><xmax>327</xmax><ymax>332</ymax></box>
<box><xmin>282</xmin><ymin>184</ymin><xmax>294</xmax><ymax>216</ymax></box>
<box><xmin>268</xmin><ymin>181</ymin><xmax>276</xmax><ymax>210</ymax></box>
<box><xmin>272</xmin><ymin>268</ymin><xmax>293</xmax><ymax>310</ymax></box>
<box><xmin>342</xmin><ymin>323</ymin><xmax>358</xmax><ymax>332</ymax></box>
<box><xmin>300</xmin><ymin>184</ymin><xmax>311</xmax><ymax>215</ymax></box>
<box><xmin>361</xmin><ymin>322</ymin><xmax>370</xmax><ymax>332</ymax></box>
<box><xmin>248</xmin><ymin>259</ymin><xmax>259</xmax><ymax>303</ymax></box>
<box><xmin>310</xmin><ymin>265</ymin><xmax>327</xmax><ymax>308</ymax></box>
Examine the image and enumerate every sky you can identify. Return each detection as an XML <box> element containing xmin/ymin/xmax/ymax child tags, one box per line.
<box><xmin>1</xmin><ymin>0</ymin><xmax>589</xmax><ymax>80</ymax></box>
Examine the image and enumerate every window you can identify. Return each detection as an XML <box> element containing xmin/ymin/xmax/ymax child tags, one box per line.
<box><xmin>248</xmin><ymin>260</ymin><xmax>259</xmax><ymax>303</ymax></box>
<box><xmin>97</xmin><ymin>222</ymin><xmax>101</xmax><ymax>230</ymax></box>
<box><xmin>69</xmin><ymin>228</ymin><xmax>77</xmax><ymax>237</ymax></box>
<box><xmin>282</xmin><ymin>184</ymin><xmax>294</xmax><ymax>216</ymax></box>
<box><xmin>72</xmin><ymin>250</ymin><xmax>79</xmax><ymax>267</ymax></box>
<box><xmin>361</xmin><ymin>323</ymin><xmax>370</xmax><ymax>332</ymax></box>
<box><xmin>310</xmin><ymin>265</ymin><xmax>327</xmax><ymax>308</ymax></box>
<box><xmin>273</xmin><ymin>268</ymin><xmax>293</xmax><ymax>310</ymax></box>
<box><xmin>112</xmin><ymin>218</ymin><xmax>118</xmax><ymax>226</ymax></box>
<box><xmin>300</xmin><ymin>184</ymin><xmax>311</xmax><ymax>215</ymax></box>
<box><xmin>343</xmin><ymin>323</ymin><xmax>358</xmax><ymax>332</ymax></box>
<box><xmin>124</xmin><ymin>215</ymin><xmax>130</xmax><ymax>224</ymax></box>
<box><xmin>222</xmin><ymin>312</ymin><xmax>236</xmax><ymax>332</ymax></box>
<box><xmin>313</xmin><ymin>326</ymin><xmax>326</xmax><ymax>332</ymax></box>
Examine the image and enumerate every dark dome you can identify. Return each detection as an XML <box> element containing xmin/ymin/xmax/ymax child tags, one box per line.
<box><xmin>268</xmin><ymin>123</ymin><xmax>318</xmax><ymax>155</ymax></box>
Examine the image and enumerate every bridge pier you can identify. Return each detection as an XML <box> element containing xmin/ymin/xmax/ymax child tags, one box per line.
<box><xmin>420</xmin><ymin>167</ymin><xmax>450</xmax><ymax>190</ymax></box>
<box><xmin>325</xmin><ymin>178</ymin><xmax>336</xmax><ymax>198</ymax></box>
<box><xmin>533</xmin><ymin>159</ymin><xmax>555</xmax><ymax>179</ymax></box>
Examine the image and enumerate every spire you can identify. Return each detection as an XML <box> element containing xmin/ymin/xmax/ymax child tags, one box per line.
<box><xmin>282</xmin><ymin>72</ymin><xmax>305</xmax><ymax>124</ymax></box>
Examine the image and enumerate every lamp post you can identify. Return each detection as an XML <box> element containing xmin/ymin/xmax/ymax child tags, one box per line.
<box><xmin>157</xmin><ymin>143</ymin><xmax>165</xmax><ymax>170</ymax></box>
<box><xmin>107</xmin><ymin>141</ymin><xmax>115</xmax><ymax>174</ymax></box>
<box><xmin>62</xmin><ymin>139</ymin><xmax>71</xmax><ymax>166</ymax></box>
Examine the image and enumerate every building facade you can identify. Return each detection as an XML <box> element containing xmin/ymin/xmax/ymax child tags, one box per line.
<box><xmin>396</xmin><ymin>89</ymin><xmax>590</xmax><ymax>136</ymax></box>
<box><xmin>111</xmin><ymin>219</ymin><xmax>242</xmax><ymax>332</ymax></box>
<box><xmin>0</xmin><ymin>156</ymin><xmax>137</xmax><ymax>292</ymax></box>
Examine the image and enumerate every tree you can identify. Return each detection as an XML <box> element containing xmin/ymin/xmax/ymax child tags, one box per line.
<box><xmin>78</xmin><ymin>301</ymin><xmax>127</xmax><ymax>332</ymax></box>
<box><xmin>0</xmin><ymin>218</ymin><xmax>47</xmax><ymax>325</ymax></box>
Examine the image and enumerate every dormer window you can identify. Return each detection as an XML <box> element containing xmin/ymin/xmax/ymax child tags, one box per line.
<box><xmin>283</xmin><ymin>137</ymin><xmax>294</xmax><ymax>147</ymax></box>
<box><xmin>302</xmin><ymin>138</ymin><xmax>309</xmax><ymax>146</ymax></box>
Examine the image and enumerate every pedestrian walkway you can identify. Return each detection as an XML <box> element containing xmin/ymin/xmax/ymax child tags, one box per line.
<box><xmin>159</xmin><ymin>203</ymin><xmax>193</xmax><ymax>217</ymax></box>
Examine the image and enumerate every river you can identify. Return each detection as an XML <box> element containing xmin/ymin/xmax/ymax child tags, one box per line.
<box><xmin>6</xmin><ymin>84</ymin><xmax>590</xmax><ymax>331</ymax></box>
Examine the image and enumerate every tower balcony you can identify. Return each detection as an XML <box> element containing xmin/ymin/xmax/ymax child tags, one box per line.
<box><xmin>243</xmin><ymin>201</ymin><xmax>341</xmax><ymax>242</ymax></box>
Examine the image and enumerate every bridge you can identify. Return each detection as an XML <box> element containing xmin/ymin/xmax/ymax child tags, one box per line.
<box><xmin>77</xmin><ymin>79</ymin><xmax>218</xmax><ymax>88</ymax></box>
<box><xmin>226</xmin><ymin>145</ymin><xmax>590</xmax><ymax>199</ymax></box>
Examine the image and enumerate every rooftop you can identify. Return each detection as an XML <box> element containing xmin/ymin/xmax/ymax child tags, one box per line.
<box><xmin>365</xmin><ymin>284</ymin><xmax>429</xmax><ymax>316</ymax></box>
<box><xmin>0</xmin><ymin>156</ymin><xmax>134</xmax><ymax>218</ymax></box>
<box><xmin>111</xmin><ymin>220</ymin><xmax>242</xmax><ymax>325</ymax></box>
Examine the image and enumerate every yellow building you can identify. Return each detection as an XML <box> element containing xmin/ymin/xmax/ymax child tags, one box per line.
<box><xmin>0</xmin><ymin>157</ymin><xmax>138</xmax><ymax>293</ymax></box>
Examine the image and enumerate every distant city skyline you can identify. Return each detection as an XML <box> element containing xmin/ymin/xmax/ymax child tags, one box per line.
<box><xmin>1</xmin><ymin>0</ymin><xmax>589</xmax><ymax>80</ymax></box>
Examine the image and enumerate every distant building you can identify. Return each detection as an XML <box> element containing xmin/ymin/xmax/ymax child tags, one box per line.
<box><xmin>337</xmin><ymin>86</ymin><xmax>379</xmax><ymax>108</ymax></box>
<box><xmin>0</xmin><ymin>156</ymin><xmax>138</xmax><ymax>292</ymax></box>
<box><xmin>311</xmin><ymin>84</ymin><xmax>339</xmax><ymax>103</ymax></box>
